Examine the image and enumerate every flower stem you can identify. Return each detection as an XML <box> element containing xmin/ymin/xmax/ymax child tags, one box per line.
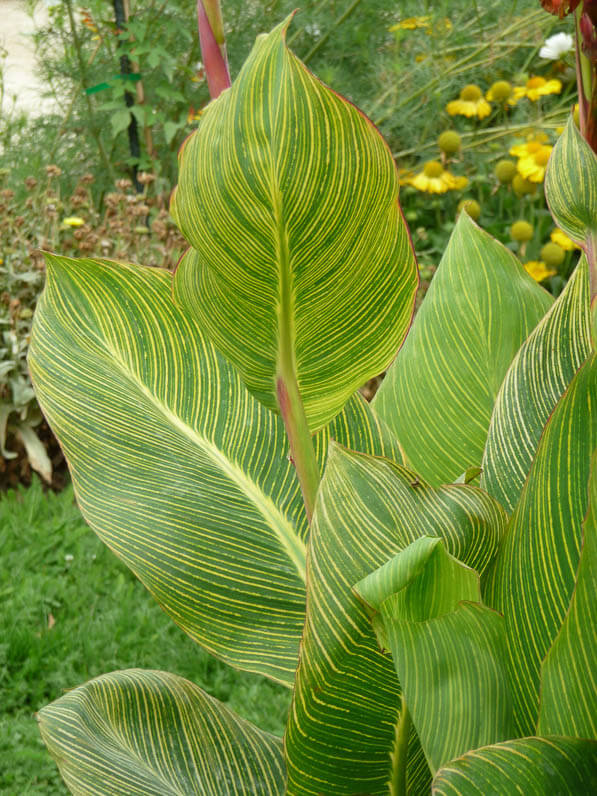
<box><xmin>197</xmin><ymin>0</ymin><xmax>231</xmax><ymax>99</ymax></box>
<box><xmin>389</xmin><ymin>697</ymin><xmax>411</xmax><ymax>796</ymax></box>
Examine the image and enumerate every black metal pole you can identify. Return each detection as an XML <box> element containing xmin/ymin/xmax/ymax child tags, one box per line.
<box><xmin>113</xmin><ymin>0</ymin><xmax>142</xmax><ymax>192</ymax></box>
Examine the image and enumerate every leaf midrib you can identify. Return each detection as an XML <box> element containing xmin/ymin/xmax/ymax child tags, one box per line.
<box><xmin>105</xmin><ymin>343</ymin><xmax>307</xmax><ymax>584</ymax></box>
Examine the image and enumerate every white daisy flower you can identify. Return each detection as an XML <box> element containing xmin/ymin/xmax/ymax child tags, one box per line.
<box><xmin>539</xmin><ymin>32</ymin><xmax>574</xmax><ymax>60</ymax></box>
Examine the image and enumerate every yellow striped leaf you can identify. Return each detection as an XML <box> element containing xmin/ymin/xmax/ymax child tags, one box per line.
<box><xmin>545</xmin><ymin>116</ymin><xmax>597</xmax><ymax>248</ymax></box>
<box><xmin>485</xmin><ymin>353</ymin><xmax>596</xmax><ymax>734</ymax></box>
<box><xmin>356</xmin><ymin>537</ymin><xmax>514</xmax><ymax>775</ymax></box>
<box><xmin>538</xmin><ymin>451</ymin><xmax>597</xmax><ymax>738</ymax></box>
<box><xmin>28</xmin><ymin>255</ymin><xmax>400</xmax><ymax>686</ymax></box>
<box><xmin>432</xmin><ymin>737</ymin><xmax>597</xmax><ymax>795</ymax></box>
<box><xmin>481</xmin><ymin>258</ymin><xmax>591</xmax><ymax>512</ymax></box>
<box><xmin>171</xmin><ymin>18</ymin><xmax>418</xmax><ymax>432</ymax></box>
<box><xmin>37</xmin><ymin>668</ymin><xmax>285</xmax><ymax>795</ymax></box>
<box><xmin>373</xmin><ymin>213</ymin><xmax>553</xmax><ymax>486</ymax></box>
<box><xmin>285</xmin><ymin>445</ymin><xmax>507</xmax><ymax>794</ymax></box>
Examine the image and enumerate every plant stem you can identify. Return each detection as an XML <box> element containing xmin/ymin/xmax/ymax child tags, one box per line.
<box><xmin>277</xmin><ymin>375</ymin><xmax>320</xmax><ymax>523</ymax></box>
<box><xmin>303</xmin><ymin>0</ymin><xmax>364</xmax><ymax>63</ymax></box>
<box><xmin>64</xmin><ymin>0</ymin><xmax>114</xmax><ymax>181</ymax></box>
<box><xmin>389</xmin><ymin>697</ymin><xmax>411</xmax><ymax>796</ymax></box>
<box><xmin>197</xmin><ymin>0</ymin><xmax>231</xmax><ymax>99</ymax></box>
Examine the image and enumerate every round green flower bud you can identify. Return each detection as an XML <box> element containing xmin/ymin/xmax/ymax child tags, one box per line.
<box><xmin>494</xmin><ymin>159</ymin><xmax>517</xmax><ymax>184</ymax></box>
<box><xmin>510</xmin><ymin>220</ymin><xmax>534</xmax><ymax>242</ymax></box>
<box><xmin>488</xmin><ymin>80</ymin><xmax>512</xmax><ymax>101</ymax></box>
<box><xmin>457</xmin><ymin>199</ymin><xmax>481</xmax><ymax>220</ymax></box>
<box><xmin>540</xmin><ymin>241</ymin><xmax>565</xmax><ymax>267</ymax></box>
<box><xmin>512</xmin><ymin>173</ymin><xmax>537</xmax><ymax>196</ymax></box>
<box><xmin>460</xmin><ymin>84</ymin><xmax>482</xmax><ymax>101</ymax></box>
<box><xmin>438</xmin><ymin>130</ymin><xmax>462</xmax><ymax>155</ymax></box>
<box><xmin>423</xmin><ymin>160</ymin><xmax>444</xmax><ymax>178</ymax></box>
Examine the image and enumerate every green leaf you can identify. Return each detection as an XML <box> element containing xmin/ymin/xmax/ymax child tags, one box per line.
<box><xmin>28</xmin><ymin>255</ymin><xmax>400</xmax><ymax>686</ymax></box>
<box><xmin>171</xmin><ymin>19</ymin><xmax>417</xmax><ymax>432</ymax></box>
<box><xmin>538</xmin><ymin>451</ymin><xmax>597</xmax><ymax>738</ymax></box>
<box><xmin>38</xmin><ymin>669</ymin><xmax>285</xmax><ymax>795</ymax></box>
<box><xmin>481</xmin><ymin>258</ymin><xmax>592</xmax><ymax>512</ymax></box>
<box><xmin>545</xmin><ymin>116</ymin><xmax>597</xmax><ymax>248</ymax></box>
<box><xmin>110</xmin><ymin>108</ymin><xmax>131</xmax><ymax>137</ymax></box>
<box><xmin>285</xmin><ymin>445</ymin><xmax>507</xmax><ymax>794</ymax></box>
<box><xmin>356</xmin><ymin>537</ymin><xmax>514</xmax><ymax>774</ymax></box>
<box><xmin>485</xmin><ymin>353</ymin><xmax>596</xmax><ymax>733</ymax></box>
<box><xmin>432</xmin><ymin>737</ymin><xmax>597</xmax><ymax>795</ymax></box>
<box><xmin>373</xmin><ymin>213</ymin><xmax>553</xmax><ymax>486</ymax></box>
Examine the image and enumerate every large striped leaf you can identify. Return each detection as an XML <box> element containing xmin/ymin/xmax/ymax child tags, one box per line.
<box><xmin>481</xmin><ymin>258</ymin><xmax>592</xmax><ymax>512</ymax></box>
<box><xmin>28</xmin><ymin>255</ymin><xmax>400</xmax><ymax>686</ymax></box>
<box><xmin>537</xmin><ymin>451</ymin><xmax>597</xmax><ymax>738</ymax></box>
<box><xmin>545</xmin><ymin>116</ymin><xmax>597</xmax><ymax>248</ymax></box>
<box><xmin>373</xmin><ymin>212</ymin><xmax>553</xmax><ymax>486</ymax></box>
<box><xmin>171</xmin><ymin>18</ymin><xmax>417</xmax><ymax>432</ymax></box>
<box><xmin>432</xmin><ymin>737</ymin><xmax>597</xmax><ymax>795</ymax></box>
<box><xmin>485</xmin><ymin>353</ymin><xmax>596</xmax><ymax>733</ymax></box>
<box><xmin>355</xmin><ymin>537</ymin><xmax>513</xmax><ymax>775</ymax></box>
<box><xmin>285</xmin><ymin>445</ymin><xmax>507</xmax><ymax>795</ymax></box>
<box><xmin>38</xmin><ymin>669</ymin><xmax>285</xmax><ymax>795</ymax></box>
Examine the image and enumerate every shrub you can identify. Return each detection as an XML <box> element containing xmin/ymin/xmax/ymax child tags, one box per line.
<box><xmin>22</xmin><ymin>4</ymin><xmax>597</xmax><ymax>793</ymax></box>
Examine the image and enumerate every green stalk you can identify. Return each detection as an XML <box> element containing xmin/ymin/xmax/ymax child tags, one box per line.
<box><xmin>276</xmin><ymin>373</ymin><xmax>320</xmax><ymax>523</ymax></box>
<box><xmin>303</xmin><ymin>0</ymin><xmax>364</xmax><ymax>64</ymax></box>
<box><xmin>64</xmin><ymin>0</ymin><xmax>114</xmax><ymax>181</ymax></box>
<box><xmin>389</xmin><ymin>697</ymin><xmax>412</xmax><ymax>796</ymax></box>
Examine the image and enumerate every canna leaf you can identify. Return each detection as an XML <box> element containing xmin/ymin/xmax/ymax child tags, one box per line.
<box><xmin>28</xmin><ymin>255</ymin><xmax>400</xmax><ymax>686</ymax></box>
<box><xmin>481</xmin><ymin>257</ymin><xmax>592</xmax><ymax>512</ymax></box>
<box><xmin>171</xmin><ymin>18</ymin><xmax>418</xmax><ymax>432</ymax></box>
<box><xmin>355</xmin><ymin>537</ymin><xmax>514</xmax><ymax>775</ymax></box>
<box><xmin>537</xmin><ymin>451</ymin><xmax>597</xmax><ymax>738</ymax></box>
<box><xmin>37</xmin><ymin>669</ymin><xmax>285</xmax><ymax>795</ymax></box>
<box><xmin>373</xmin><ymin>213</ymin><xmax>553</xmax><ymax>486</ymax></box>
<box><xmin>432</xmin><ymin>736</ymin><xmax>597</xmax><ymax>795</ymax></box>
<box><xmin>545</xmin><ymin>115</ymin><xmax>597</xmax><ymax>248</ymax></box>
<box><xmin>285</xmin><ymin>445</ymin><xmax>507</xmax><ymax>795</ymax></box>
<box><xmin>485</xmin><ymin>353</ymin><xmax>596</xmax><ymax>733</ymax></box>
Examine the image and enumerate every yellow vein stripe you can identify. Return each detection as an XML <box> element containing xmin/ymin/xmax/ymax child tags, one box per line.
<box><xmin>171</xmin><ymin>18</ymin><xmax>417</xmax><ymax>432</ymax></box>
<box><xmin>29</xmin><ymin>255</ymin><xmax>400</xmax><ymax>686</ymax></box>
<box><xmin>545</xmin><ymin>116</ymin><xmax>597</xmax><ymax>247</ymax></box>
<box><xmin>37</xmin><ymin>669</ymin><xmax>286</xmax><ymax>795</ymax></box>
<box><xmin>373</xmin><ymin>213</ymin><xmax>553</xmax><ymax>487</ymax></box>
<box><xmin>285</xmin><ymin>445</ymin><xmax>507</xmax><ymax>795</ymax></box>
<box><xmin>538</xmin><ymin>451</ymin><xmax>597</xmax><ymax>738</ymax></box>
<box><xmin>482</xmin><ymin>258</ymin><xmax>591</xmax><ymax>513</ymax></box>
<box><xmin>485</xmin><ymin>353</ymin><xmax>596</xmax><ymax>734</ymax></box>
<box><xmin>432</xmin><ymin>736</ymin><xmax>597</xmax><ymax>795</ymax></box>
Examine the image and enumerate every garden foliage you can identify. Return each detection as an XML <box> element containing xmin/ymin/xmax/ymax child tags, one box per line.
<box><xmin>28</xmin><ymin>10</ymin><xmax>597</xmax><ymax>796</ymax></box>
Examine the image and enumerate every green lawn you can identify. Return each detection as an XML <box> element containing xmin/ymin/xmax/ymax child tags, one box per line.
<box><xmin>0</xmin><ymin>479</ymin><xmax>291</xmax><ymax>794</ymax></box>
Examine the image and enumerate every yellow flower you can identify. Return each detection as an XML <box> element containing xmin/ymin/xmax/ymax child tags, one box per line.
<box><xmin>404</xmin><ymin>160</ymin><xmax>468</xmax><ymax>194</ymax></box>
<box><xmin>550</xmin><ymin>227</ymin><xmax>579</xmax><ymax>250</ymax></box>
<box><xmin>510</xmin><ymin>76</ymin><xmax>562</xmax><ymax>104</ymax></box>
<box><xmin>61</xmin><ymin>216</ymin><xmax>85</xmax><ymax>227</ymax></box>
<box><xmin>486</xmin><ymin>80</ymin><xmax>513</xmax><ymax>102</ymax></box>
<box><xmin>446</xmin><ymin>85</ymin><xmax>492</xmax><ymax>119</ymax></box>
<box><xmin>524</xmin><ymin>261</ymin><xmax>556</xmax><ymax>282</ymax></box>
<box><xmin>510</xmin><ymin>134</ymin><xmax>552</xmax><ymax>183</ymax></box>
<box><xmin>389</xmin><ymin>16</ymin><xmax>431</xmax><ymax>31</ymax></box>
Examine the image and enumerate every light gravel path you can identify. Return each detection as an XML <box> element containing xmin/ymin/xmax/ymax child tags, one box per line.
<box><xmin>1</xmin><ymin>0</ymin><xmax>56</xmax><ymax>115</ymax></box>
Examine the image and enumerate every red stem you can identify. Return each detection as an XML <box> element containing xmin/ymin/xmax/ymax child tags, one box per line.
<box><xmin>196</xmin><ymin>0</ymin><xmax>231</xmax><ymax>100</ymax></box>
